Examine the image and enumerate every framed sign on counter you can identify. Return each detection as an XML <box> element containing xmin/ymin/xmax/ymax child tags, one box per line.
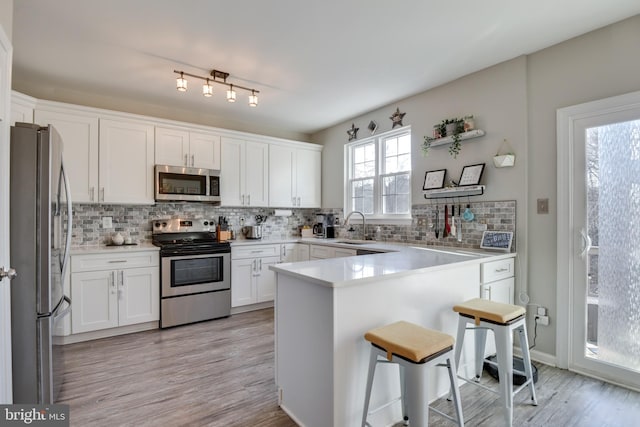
<box><xmin>480</xmin><ymin>231</ymin><xmax>513</xmax><ymax>252</ymax></box>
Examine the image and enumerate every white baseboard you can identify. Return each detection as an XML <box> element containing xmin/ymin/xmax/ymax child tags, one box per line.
<box><xmin>59</xmin><ymin>321</ymin><xmax>158</xmax><ymax>344</ymax></box>
<box><xmin>230</xmin><ymin>301</ymin><xmax>273</xmax><ymax>315</ymax></box>
<box><xmin>513</xmin><ymin>347</ymin><xmax>557</xmax><ymax>367</ymax></box>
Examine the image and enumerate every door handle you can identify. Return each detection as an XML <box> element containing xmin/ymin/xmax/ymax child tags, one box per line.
<box><xmin>0</xmin><ymin>267</ymin><xmax>17</xmax><ymax>280</ymax></box>
<box><xmin>580</xmin><ymin>228</ymin><xmax>592</xmax><ymax>258</ymax></box>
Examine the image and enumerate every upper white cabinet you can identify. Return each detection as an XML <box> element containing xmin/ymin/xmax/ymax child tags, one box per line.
<box><xmin>220</xmin><ymin>136</ymin><xmax>269</xmax><ymax>207</ymax></box>
<box><xmin>11</xmin><ymin>91</ymin><xmax>36</xmax><ymax>125</ymax></box>
<box><xmin>34</xmin><ymin>106</ymin><xmax>99</xmax><ymax>203</ymax></box>
<box><xmin>99</xmin><ymin>118</ymin><xmax>155</xmax><ymax>204</ymax></box>
<box><xmin>155</xmin><ymin>126</ymin><xmax>221</xmax><ymax>170</ymax></box>
<box><xmin>269</xmin><ymin>145</ymin><xmax>321</xmax><ymax>208</ymax></box>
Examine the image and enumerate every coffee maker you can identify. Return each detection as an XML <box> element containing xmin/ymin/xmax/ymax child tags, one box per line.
<box><xmin>313</xmin><ymin>214</ymin><xmax>326</xmax><ymax>238</ymax></box>
<box><xmin>325</xmin><ymin>214</ymin><xmax>336</xmax><ymax>238</ymax></box>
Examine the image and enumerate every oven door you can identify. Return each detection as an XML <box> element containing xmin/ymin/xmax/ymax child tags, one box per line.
<box><xmin>161</xmin><ymin>252</ymin><xmax>230</xmax><ymax>297</ymax></box>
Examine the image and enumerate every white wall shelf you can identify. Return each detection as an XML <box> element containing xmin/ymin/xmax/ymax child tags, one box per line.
<box><xmin>428</xmin><ymin>129</ymin><xmax>485</xmax><ymax>147</ymax></box>
<box><xmin>423</xmin><ymin>185</ymin><xmax>485</xmax><ymax>199</ymax></box>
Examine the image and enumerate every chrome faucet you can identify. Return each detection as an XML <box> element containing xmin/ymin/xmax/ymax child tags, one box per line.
<box><xmin>345</xmin><ymin>210</ymin><xmax>366</xmax><ymax>240</ymax></box>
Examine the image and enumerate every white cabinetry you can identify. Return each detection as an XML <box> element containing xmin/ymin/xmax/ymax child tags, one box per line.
<box><xmin>34</xmin><ymin>106</ymin><xmax>99</xmax><ymax>203</ymax></box>
<box><xmin>480</xmin><ymin>257</ymin><xmax>515</xmax><ymax>304</ymax></box>
<box><xmin>155</xmin><ymin>126</ymin><xmax>220</xmax><ymax>170</ymax></box>
<box><xmin>309</xmin><ymin>244</ymin><xmax>357</xmax><ymax>260</ymax></box>
<box><xmin>269</xmin><ymin>145</ymin><xmax>321</xmax><ymax>208</ymax></box>
<box><xmin>71</xmin><ymin>250</ymin><xmax>159</xmax><ymax>334</ymax></box>
<box><xmin>231</xmin><ymin>244</ymin><xmax>280</xmax><ymax>307</ymax></box>
<box><xmin>221</xmin><ymin>136</ymin><xmax>269</xmax><ymax>207</ymax></box>
<box><xmin>281</xmin><ymin>243</ymin><xmax>310</xmax><ymax>262</ymax></box>
<box><xmin>11</xmin><ymin>91</ymin><xmax>36</xmax><ymax>125</ymax></box>
<box><xmin>99</xmin><ymin>118</ymin><xmax>155</xmax><ymax>204</ymax></box>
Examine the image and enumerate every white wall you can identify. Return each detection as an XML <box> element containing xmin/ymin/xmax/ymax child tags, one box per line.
<box><xmin>312</xmin><ymin>14</ymin><xmax>640</xmax><ymax>358</ymax></box>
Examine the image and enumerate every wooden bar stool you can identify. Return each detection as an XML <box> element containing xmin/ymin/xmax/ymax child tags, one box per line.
<box><xmin>362</xmin><ymin>321</ymin><xmax>464</xmax><ymax>427</ymax></box>
<box><xmin>453</xmin><ymin>298</ymin><xmax>537</xmax><ymax>427</ymax></box>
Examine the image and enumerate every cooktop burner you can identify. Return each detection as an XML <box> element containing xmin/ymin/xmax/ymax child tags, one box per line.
<box><xmin>151</xmin><ymin>218</ymin><xmax>230</xmax><ymax>254</ymax></box>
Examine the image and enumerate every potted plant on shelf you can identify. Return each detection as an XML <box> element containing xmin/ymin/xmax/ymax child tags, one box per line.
<box><xmin>422</xmin><ymin>117</ymin><xmax>466</xmax><ymax>158</ymax></box>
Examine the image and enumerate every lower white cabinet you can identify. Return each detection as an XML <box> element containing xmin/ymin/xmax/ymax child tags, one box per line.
<box><xmin>281</xmin><ymin>243</ymin><xmax>310</xmax><ymax>262</ymax></box>
<box><xmin>71</xmin><ymin>250</ymin><xmax>159</xmax><ymax>334</ymax></box>
<box><xmin>231</xmin><ymin>244</ymin><xmax>280</xmax><ymax>307</ymax></box>
<box><xmin>480</xmin><ymin>257</ymin><xmax>515</xmax><ymax>304</ymax></box>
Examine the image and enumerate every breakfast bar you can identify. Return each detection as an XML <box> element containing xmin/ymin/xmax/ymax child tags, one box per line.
<box><xmin>271</xmin><ymin>244</ymin><xmax>515</xmax><ymax>427</ymax></box>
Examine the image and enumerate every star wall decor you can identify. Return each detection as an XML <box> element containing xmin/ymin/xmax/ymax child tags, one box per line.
<box><xmin>347</xmin><ymin>123</ymin><xmax>359</xmax><ymax>141</ymax></box>
<box><xmin>390</xmin><ymin>107</ymin><xmax>406</xmax><ymax>128</ymax></box>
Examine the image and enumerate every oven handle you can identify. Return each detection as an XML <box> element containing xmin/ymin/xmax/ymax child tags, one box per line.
<box><xmin>160</xmin><ymin>252</ymin><xmax>230</xmax><ymax>260</ymax></box>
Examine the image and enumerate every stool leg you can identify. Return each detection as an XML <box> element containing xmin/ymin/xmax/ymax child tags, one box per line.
<box><xmin>517</xmin><ymin>325</ymin><xmax>538</xmax><ymax>406</ymax></box>
<box><xmin>361</xmin><ymin>348</ymin><xmax>379</xmax><ymax>427</ymax></box>
<box><xmin>494</xmin><ymin>326</ymin><xmax>514</xmax><ymax>427</ymax></box>
<box><xmin>474</xmin><ymin>327</ymin><xmax>488</xmax><ymax>380</ymax></box>
<box><xmin>405</xmin><ymin>363</ymin><xmax>428</xmax><ymax>427</ymax></box>
<box><xmin>454</xmin><ymin>316</ymin><xmax>467</xmax><ymax>376</ymax></box>
<box><xmin>446</xmin><ymin>355</ymin><xmax>465</xmax><ymax>427</ymax></box>
<box><xmin>399</xmin><ymin>365</ymin><xmax>409</xmax><ymax>425</ymax></box>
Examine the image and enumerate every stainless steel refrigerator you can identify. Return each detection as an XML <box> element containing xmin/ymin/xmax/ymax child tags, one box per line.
<box><xmin>9</xmin><ymin>122</ymin><xmax>72</xmax><ymax>404</ymax></box>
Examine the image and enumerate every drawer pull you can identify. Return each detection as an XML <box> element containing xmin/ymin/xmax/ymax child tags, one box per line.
<box><xmin>108</xmin><ymin>260</ymin><xmax>127</xmax><ymax>264</ymax></box>
<box><xmin>494</xmin><ymin>267</ymin><xmax>509</xmax><ymax>273</ymax></box>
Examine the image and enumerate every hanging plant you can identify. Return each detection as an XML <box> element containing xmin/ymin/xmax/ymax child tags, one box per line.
<box><xmin>422</xmin><ymin>117</ymin><xmax>466</xmax><ymax>157</ymax></box>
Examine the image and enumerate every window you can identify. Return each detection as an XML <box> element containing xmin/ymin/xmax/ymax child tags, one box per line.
<box><xmin>345</xmin><ymin>127</ymin><xmax>411</xmax><ymax>221</ymax></box>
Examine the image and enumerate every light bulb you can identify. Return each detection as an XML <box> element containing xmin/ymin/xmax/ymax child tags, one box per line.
<box><xmin>226</xmin><ymin>85</ymin><xmax>236</xmax><ymax>102</ymax></box>
<box><xmin>176</xmin><ymin>72</ymin><xmax>187</xmax><ymax>92</ymax></box>
<box><xmin>249</xmin><ymin>91</ymin><xmax>258</xmax><ymax>107</ymax></box>
<box><xmin>202</xmin><ymin>79</ymin><xmax>213</xmax><ymax>97</ymax></box>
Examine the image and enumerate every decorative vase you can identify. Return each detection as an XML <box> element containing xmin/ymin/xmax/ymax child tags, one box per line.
<box><xmin>112</xmin><ymin>232</ymin><xmax>124</xmax><ymax>245</ymax></box>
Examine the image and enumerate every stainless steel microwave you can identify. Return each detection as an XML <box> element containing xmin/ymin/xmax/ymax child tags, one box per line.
<box><xmin>155</xmin><ymin>165</ymin><xmax>221</xmax><ymax>204</ymax></box>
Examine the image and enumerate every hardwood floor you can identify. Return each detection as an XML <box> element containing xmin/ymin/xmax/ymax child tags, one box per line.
<box><xmin>59</xmin><ymin>308</ymin><xmax>640</xmax><ymax>426</ymax></box>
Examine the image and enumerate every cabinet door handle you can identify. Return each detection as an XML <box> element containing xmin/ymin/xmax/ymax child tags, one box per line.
<box><xmin>292</xmin><ymin>197</ymin><xmax>296</xmax><ymax>206</ymax></box>
<box><xmin>191</xmin><ymin>154</ymin><xmax>195</xmax><ymax>167</ymax></box>
<box><xmin>242</xmin><ymin>194</ymin><xmax>245</xmax><ymax>206</ymax></box>
<box><xmin>184</xmin><ymin>154</ymin><xmax>188</xmax><ymax>166</ymax></box>
<box><xmin>100</xmin><ymin>187</ymin><xmax>105</xmax><ymax>202</ymax></box>
<box><xmin>247</xmin><ymin>194</ymin><xmax>251</xmax><ymax>206</ymax></box>
<box><xmin>90</xmin><ymin>187</ymin><xmax>95</xmax><ymax>202</ymax></box>
<box><xmin>283</xmin><ymin>246</ymin><xmax>287</xmax><ymax>258</ymax></box>
<box><xmin>485</xmin><ymin>285</ymin><xmax>492</xmax><ymax>300</ymax></box>
<box><xmin>297</xmin><ymin>197</ymin><xmax>301</xmax><ymax>206</ymax></box>
<box><xmin>110</xmin><ymin>271</ymin><xmax>116</xmax><ymax>294</ymax></box>
<box><xmin>259</xmin><ymin>259</ymin><xmax>262</xmax><ymax>270</ymax></box>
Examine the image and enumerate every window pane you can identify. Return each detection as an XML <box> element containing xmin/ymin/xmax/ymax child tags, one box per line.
<box><xmin>364</xmin><ymin>144</ymin><xmax>375</xmax><ymax>161</ymax></box>
<box><xmin>397</xmin><ymin>194</ymin><xmax>410</xmax><ymax>213</ymax></box>
<box><xmin>397</xmin><ymin>153</ymin><xmax>411</xmax><ymax>172</ymax></box>
<box><xmin>363</xmin><ymin>197</ymin><xmax>374</xmax><ymax>214</ymax></box>
<box><xmin>383</xmin><ymin>176</ymin><xmax>396</xmax><ymax>195</ymax></box>
<box><xmin>385</xmin><ymin>156</ymin><xmax>398</xmax><ymax>174</ymax></box>
<box><xmin>363</xmin><ymin>179</ymin><xmax>374</xmax><ymax>197</ymax></box>
<box><xmin>397</xmin><ymin>173</ymin><xmax>410</xmax><ymax>193</ymax></box>
<box><xmin>353</xmin><ymin>181</ymin><xmax>362</xmax><ymax>197</ymax></box>
<box><xmin>354</xmin><ymin>163</ymin><xmax>365</xmax><ymax>179</ymax></box>
<box><xmin>353</xmin><ymin>198</ymin><xmax>363</xmax><ymax>212</ymax></box>
<box><xmin>398</xmin><ymin>135</ymin><xmax>411</xmax><ymax>154</ymax></box>
<box><xmin>364</xmin><ymin>160</ymin><xmax>375</xmax><ymax>177</ymax></box>
<box><xmin>383</xmin><ymin>195</ymin><xmax>396</xmax><ymax>213</ymax></box>
<box><xmin>385</xmin><ymin>138</ymin><xmax>398</xmax><ymax>156</ymax></box>
<box><xmin>354</xmin><ymin>146</ymin><xmax>365</xmax><ymax>163</ymax></box>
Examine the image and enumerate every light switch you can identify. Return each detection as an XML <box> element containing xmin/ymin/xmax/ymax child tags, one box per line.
<box><xmin>102</xmin><ymin>216</ymin><xmax>113</xmax><ymax>228</ymax></box>
<box><xmin>537</xmin><ymin>199</ymin><xmax>549</xmax><ymax>214</ymax></box>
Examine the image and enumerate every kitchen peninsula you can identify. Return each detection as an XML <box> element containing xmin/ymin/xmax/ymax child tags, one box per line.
<box><xmin>271</xmin><ymin>243</ymin><xmax>516</xmax><ymax>427</ymax></box>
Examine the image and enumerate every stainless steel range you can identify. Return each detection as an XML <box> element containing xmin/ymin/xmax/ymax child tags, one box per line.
<box><xmin>152</xmin><ymin>218</ymin><xmax>231</xmax><ymax>328</ymax></box>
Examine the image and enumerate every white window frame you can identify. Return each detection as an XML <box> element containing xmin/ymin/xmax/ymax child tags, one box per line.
<box><xmin>344</xmin><ymin>125</ymin><xmax>412</xmax><ymax>224</ymax></box>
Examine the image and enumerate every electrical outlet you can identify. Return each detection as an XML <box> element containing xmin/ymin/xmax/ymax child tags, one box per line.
<box><xmin>102</xmin><ymin>216</ymin><xmax>113</xmax><ymax>228</ymax></box>
<box><xmin>417</xmin><ymin>218</ymin><xmax>426</xmax><ymax>226</ymax></box>
<box><xmin>537</xmin><ymin>198</ymin><xmax>549</xmax><ymax>214</ymax></box>
<box><xmin>537</xmin><ymin>306</ymin><xmax>547</xmax><ymax>316</ymax></box>
<box><xmin>536</xmin><ymin>315</ymin><xmax>550</xmax><ymax>326</ymax></box>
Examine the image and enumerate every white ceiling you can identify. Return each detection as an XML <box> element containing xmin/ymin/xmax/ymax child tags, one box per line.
<box><xmin>12</xmin><ymin>1</ymin><xmax>640</xmax><ymax>136</ymax></box>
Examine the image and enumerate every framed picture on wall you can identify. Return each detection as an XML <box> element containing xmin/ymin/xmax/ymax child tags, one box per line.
<box><xmin>422</xmin><ymin>169</ymin><xmax>447</xmax><ymax>190</ymax></box>
<box><xmin>458</xmin><ymin>163</ymin><xmax>485</xmax><ymax>186</ymax></box>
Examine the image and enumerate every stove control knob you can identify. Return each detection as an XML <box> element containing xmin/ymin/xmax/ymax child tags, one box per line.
<box><xmin>204</xmin><ymin>221</ymin><xmax>209</xmax><ymax>226</ymax></box>
<box><xmin>154</xmin><ymin>222</ymin><xmax>161</xmax><ymax>228</ymax></box>
<box><xmin>162</xmin><ymin>222</ymin><xmax>167</xmax><ymax>227</ymax></box>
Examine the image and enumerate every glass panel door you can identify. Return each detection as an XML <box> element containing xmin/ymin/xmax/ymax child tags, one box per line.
<box><xmin>571</xmin><ymin>109</ymin><xmax>640</xmax><ymax>388</ymax></box>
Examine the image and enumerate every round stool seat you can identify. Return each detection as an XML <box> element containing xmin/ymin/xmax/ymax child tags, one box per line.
<box><xmin>364</xmin><ymin>321</ymin><xmax>454</xmax><ymax>363</ymax></box>
<box><xmin>453</xmin><ymin>298</ymin><xmax>525</xmax><ymax>325</ymax></box>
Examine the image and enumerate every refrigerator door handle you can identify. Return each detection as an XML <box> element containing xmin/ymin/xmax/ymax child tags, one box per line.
<box><xmin>60</xmin><ymin>159</ymin><xmax>73</xmax><ymax>281</ymax></box>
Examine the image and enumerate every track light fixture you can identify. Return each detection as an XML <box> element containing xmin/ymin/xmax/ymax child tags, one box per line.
<box><xmin>174</xmin><ymin>69</ymin><xmax>260</xmax><ymax>107</ymax></box>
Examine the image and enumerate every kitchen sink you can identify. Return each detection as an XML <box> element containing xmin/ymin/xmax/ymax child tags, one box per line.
<box><xmin>336</xmin><ymin>240</ymin><xmax>368</xmax><ymax>245</ymax></box>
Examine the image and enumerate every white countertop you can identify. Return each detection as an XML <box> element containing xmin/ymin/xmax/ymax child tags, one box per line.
<box><xmin>70</xmin><ymin>242</ymin><xmax>159</xmax><ymax>255</ymax></box>
<box><xmin>269</xmin><ymin>238</ymin><xmax>515</xmax><ymax>288</ymax></box>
